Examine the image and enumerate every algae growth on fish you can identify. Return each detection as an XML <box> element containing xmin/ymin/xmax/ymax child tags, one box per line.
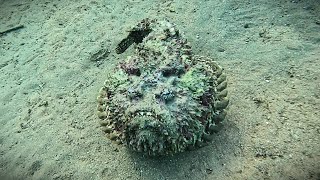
<box><xmin>97</xmin><ymin>18</ymin><xmax>229</xmax><ymax>155</ymax></box>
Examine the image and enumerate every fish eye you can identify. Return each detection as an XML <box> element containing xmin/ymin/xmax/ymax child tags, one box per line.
<box><xmin>120</xmin><ymin>63</ymin><xmax>141</xmax><ymax>76</ymax></box>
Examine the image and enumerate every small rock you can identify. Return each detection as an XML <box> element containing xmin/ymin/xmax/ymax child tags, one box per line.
<box><xmin>217</xmin><ymin>47</ymin><xmax>225</xmax><ymax>52</ymax></box>
<box><xmin>205</xmin><ymin>168</ymin><xmax>213</xmax><ymax>174</ymax></box>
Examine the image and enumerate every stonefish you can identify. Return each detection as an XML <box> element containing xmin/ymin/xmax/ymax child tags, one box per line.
<box><xmin>97</xmin><ymin>18</ymin><xmax>229</xmax><ymax>155</ymax></box>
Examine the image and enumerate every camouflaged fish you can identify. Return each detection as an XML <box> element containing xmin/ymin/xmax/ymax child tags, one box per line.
<box><xmin>97</xmin><ymin>18</ymin><xmax>229</xmax><ymax>155</ymax></box>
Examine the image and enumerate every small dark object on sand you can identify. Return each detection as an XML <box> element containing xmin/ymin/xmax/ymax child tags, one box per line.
<box><xmin>0</xmin><ymin>25</ymin><xmax>25</xmax><ymax>36</ymax></box>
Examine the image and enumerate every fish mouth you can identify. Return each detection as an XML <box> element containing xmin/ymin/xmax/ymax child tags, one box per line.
<box><xmin>125</xmin><ymin>109</ymin><xmax>167</xmax><ymax>154</ymax></box>
<box><xmin>128</xmin><ymin>109</ymin><xmax>160</xmax><ymax>120</ymax></box>
<box><xmin>125</xmin><ymin>109</ymin><xmax>165</xmax><ymax>133</ymax></box>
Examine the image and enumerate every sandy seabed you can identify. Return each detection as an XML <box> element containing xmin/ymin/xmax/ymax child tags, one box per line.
<box><xmin>0</xmin><ymin>0</ymin><xmax>319</xmax><ymax>179</ymax></box>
